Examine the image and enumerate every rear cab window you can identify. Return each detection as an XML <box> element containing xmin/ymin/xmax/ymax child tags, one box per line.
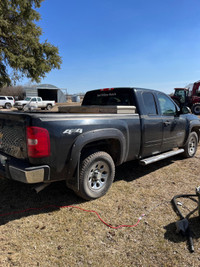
<box><xmin>142</xmin><ymin>92</ymin><xmax>158</xmax><ymax>115</ymax></box>
<box><xmin>82</xmin><ymin>88</ymin><xmax>136</xmax><ymax>106</ymax></box>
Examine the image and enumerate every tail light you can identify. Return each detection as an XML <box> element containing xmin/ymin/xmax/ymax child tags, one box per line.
<box><xmin>27</xmin><ymin>126</ymin><xmax>50</xmax><ymax>158</ymax></box>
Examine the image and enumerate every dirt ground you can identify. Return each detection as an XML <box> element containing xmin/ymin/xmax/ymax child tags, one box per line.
<box><xmin>0</xmin><ymin>143</ymin><xmax>200</xmax><ymax>266</ymax></box>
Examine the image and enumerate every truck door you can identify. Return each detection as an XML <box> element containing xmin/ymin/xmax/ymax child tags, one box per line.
<box><xmin>157</xmin><ymin>93</ymin><xmax>185</xmax><ymax>151</ymax></box>
<box><xmin>37</xmin><ymin>97</ymin><xmax>42</xmax><ymax>108</ymax></box>
<box><xmin>29</xmin><ymin>97</ymin><xmax>38</xmax><ymax>108</ymax></box>
<box><xmin>140</xmin><ymin>92</ymin><xmax>163</xmax><ymax>157</ymax></box>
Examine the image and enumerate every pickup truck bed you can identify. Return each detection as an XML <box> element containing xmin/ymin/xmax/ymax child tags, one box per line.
<box><xmin>58</xmin><ymin>105</ymin><xmax>136</xmax><ymax>113</ymax></box>
<box><xmin>0</xmin><ymin>87</ymin><xmax>199</xmax><ymax>200</ymax></box>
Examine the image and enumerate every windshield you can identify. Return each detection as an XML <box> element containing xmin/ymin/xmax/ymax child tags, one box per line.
<box><xmin>174</xmin><ymin>90</ymin><xmax>185</xmax><ymax>98</ymax></box>
<box><xmin>24</xmin><ymin>97</ymin><xmax>31</xmax><ymax>101</ymax></box>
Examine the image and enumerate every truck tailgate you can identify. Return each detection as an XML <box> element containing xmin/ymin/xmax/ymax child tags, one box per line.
<box><xmin>0</xmin><ymin>112</ymin><xmax>27</xmax><ymax>159</ymax></box>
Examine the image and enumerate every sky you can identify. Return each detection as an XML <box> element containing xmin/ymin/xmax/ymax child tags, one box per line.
<box><xmin>23</xmin><ymin>0</ymin><xmax>200</xmax><ymax>95</ymax></box>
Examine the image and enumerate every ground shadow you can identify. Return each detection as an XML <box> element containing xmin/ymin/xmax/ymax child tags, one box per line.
<box><xmin>164</xmin><ymin>195</ymin><xmax>200</xmax><ymax>252</ymax></box>
<box><xmin>0</xmin><ymin>154</ymin><xmax>182</xmax><ymax>226</ymax></box>
<box><xmin>0</xmin><ymin>179</ymin><xmax>84</xmax><ymax>226</ymax></box>
<box><xmin>114</xmin><ymin>155</ymin><xmax>179</xmax><ymax>182</ymax></box>
<box><xmin>164</xmin><ymin>216</ymin><xmax>200</xmax><ymax>252</ymax></box>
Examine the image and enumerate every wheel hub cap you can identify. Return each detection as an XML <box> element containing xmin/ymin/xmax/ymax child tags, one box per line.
<box><xmin>189</xmin><ymin>138</ymin><xmax>196</xmax><ymax>155</ymax></box>
<box><xmin>88</xmin><ymin>161</ymin><xmax>109</xmax><ymax>191</ymax></box>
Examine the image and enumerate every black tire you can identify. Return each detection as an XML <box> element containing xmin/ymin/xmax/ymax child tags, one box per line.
<box><xmin>46</xmin><ymin>104</ymin><xmax>52</xmax><ymax>110</ymax></box>
<box><xmin>4</xmin><ymin>103</ymin><xmax>11</xmax><ymax>109</ymax></box>
<box><xmin>182</xmin><ymin>132</ymin><xmax>198</xmax><ymax>158</ymax></box>
<box><xmin>192</xmin><ymin>104</ymin><xmax>200</xmax><ymax>115</ymax></box>
<box><xmin>77</xmin><ymin>151</ymin><xmax>115</xmax><ymax>200</ymax></box>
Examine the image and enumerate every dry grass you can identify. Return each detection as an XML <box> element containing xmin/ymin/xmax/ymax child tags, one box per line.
<box><xmin>0</xmin><ymin>146</ymin><xmax>200</xmax><ymax>266</ymax></box>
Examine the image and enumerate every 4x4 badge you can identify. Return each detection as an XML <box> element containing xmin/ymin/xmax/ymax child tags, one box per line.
<box><xmin>63</xmin><ymin>128</ymin><xmax>83</xmax><ymax>135</ymax></box>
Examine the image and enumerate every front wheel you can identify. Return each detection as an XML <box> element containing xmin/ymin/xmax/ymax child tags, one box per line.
<box><xmin>182</xmin><ymin>132</ymin><xmax>198</xmax><ymax>158</ymax></box>
<box><xmin>22</xmin><ymin>105</ymin><xmax>26</xmax><ymax>111</ymax></box>
<box><xmin>77</xmin><ymin>151</ymin><xmax>115</xmax><ymax>200</ymax></box>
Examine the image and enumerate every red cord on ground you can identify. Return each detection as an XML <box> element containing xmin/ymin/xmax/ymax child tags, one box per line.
<box><xmin>0</xmin><ymin>204</ymin><xmax>145</xmax><ymax>229</ymax></box>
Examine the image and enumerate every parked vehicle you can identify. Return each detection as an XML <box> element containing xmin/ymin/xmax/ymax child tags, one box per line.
<box><xmin>0</xmin><ymin>96</ymin><xmax>15</xmax><ymax>109</ymax></box>
<box><xmin>171</xmin><ymin>80</ymin><xmax>200</xmax><ymax>115</ymax></box>
<box><xmin>0</xmin><ymin>87</ymin><xmax>199</xmax><ymax>200</ymax></box>
<box><xmin>14</xmin><ymin>97</ymin><xmax>55</xmax><ymax>110</ymax></box>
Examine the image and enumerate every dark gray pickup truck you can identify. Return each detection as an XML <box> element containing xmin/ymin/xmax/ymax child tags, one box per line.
<box><xmin>0</xmin><ymin>87</ymin><xmax>199</xmax><ymax>200</ymax></box>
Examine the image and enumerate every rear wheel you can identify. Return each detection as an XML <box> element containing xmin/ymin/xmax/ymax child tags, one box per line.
<box><xmin>4</xmin><ymin>103</ymin><xmax>11</xmax><ymax>109</ymax></box>
<box><xmin>182</xmin><ymin>132</ymin><xmax>198</xmax><ymax>158</ymax></box>
<box><xmin>192</xmin><ymin>104</ymin><xmax>200</xmax><ymax>115</ymax></box>
<box><xmin>46</xmin><ymin>104</ymin><xmax>52</xmax><ymax>110</ymax></box>
<box><xmin>77</xmin><ymin>151</ymin><xmax>115</xmax><ymax>200</ymax></box>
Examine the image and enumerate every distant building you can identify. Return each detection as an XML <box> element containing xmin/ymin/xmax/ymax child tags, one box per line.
<box><xmin>24</xmin><ymin>84</ymin><xmax>66</xmax><ymax>103</ymax></box>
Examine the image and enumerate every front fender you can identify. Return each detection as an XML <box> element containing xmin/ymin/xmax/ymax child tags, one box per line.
<box><xmin>66</xmin><ymin>128</ymin><xmax>127</xmax><ymax>191</ymax></box>
<box><xmin>183</xmin><ymin>115</ymin><xmax>200</xmax><ymax>145</ymax></box>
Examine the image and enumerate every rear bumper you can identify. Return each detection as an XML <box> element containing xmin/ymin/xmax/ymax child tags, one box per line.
<box><xmin>9</xmin><ymin>165</ymin><xmax>50</xmax><ymax>184</ymax></box>
<box><xmin>0</xmin><ymin>154</ymin><xmax>50</xmax><ymax>184</ymax></box>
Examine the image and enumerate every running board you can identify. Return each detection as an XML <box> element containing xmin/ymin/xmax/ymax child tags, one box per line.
<box><xmin>139</xmin><ymin>149</ymin><xmax>184</xmax><ymax>166</ymax></box>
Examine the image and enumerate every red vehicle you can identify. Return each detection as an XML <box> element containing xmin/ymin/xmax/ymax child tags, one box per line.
<box><xmin>171</xmin><ymin>80</ymin><xmax>200</xmax><ymax>115</ymax></box>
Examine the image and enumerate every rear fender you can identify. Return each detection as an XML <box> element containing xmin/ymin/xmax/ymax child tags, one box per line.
<box><xmin>66</xmin><ymin>128</ymin><xmax>127</xmax><ymax>191</ymax></box>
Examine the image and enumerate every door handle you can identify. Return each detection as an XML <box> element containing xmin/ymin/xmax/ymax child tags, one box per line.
<box><xmin>164</xmin><ymin>121</ymin><xmax>171</xmax><ymax>126</ymax></box>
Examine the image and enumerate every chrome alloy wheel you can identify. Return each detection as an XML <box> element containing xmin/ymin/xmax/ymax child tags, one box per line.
<box><xmin>188</xmin><ymin>135</ymin><xmax>197</xmax><ymax>156</ymax></box>
<box><xmin>87</xmin><ymin>161</ymin><xmax>109</xmax><ymax>191</ymax></box>
<box><xmin>78</xmin><ymin>151</ymin><xmax>115</xmax><ymax>200</ymax></box>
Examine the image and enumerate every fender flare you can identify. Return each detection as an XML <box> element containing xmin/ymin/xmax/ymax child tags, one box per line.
<box><xmin>184</xmin><ymin>120</ymin><xmax>200</xmax><ymax>145</ymax></box>
<box><xmin>66</xmin><ymin>128</ymin><xmax>127</xmax><ymax>191</ymax></box>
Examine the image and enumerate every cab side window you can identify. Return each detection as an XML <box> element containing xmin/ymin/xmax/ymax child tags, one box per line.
<box><xmin>158</xmin><ymin>94</ymin><xmax>176</xmax><ymax>116</ymax></box>
<box><xmin>143</xmin><ymin>92</ymin><xmax>158</xmax><ymax>115</ymax></box>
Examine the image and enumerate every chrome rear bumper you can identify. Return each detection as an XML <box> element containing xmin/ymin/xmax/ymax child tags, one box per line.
<box><xmin>9</xmin><ymin>165</ymin><xmax>50</xmax><ymax>184</ymax></box>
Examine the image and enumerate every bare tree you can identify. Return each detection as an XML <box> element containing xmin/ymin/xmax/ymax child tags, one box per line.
<box><xmin>0</xmin><ymin>86</ymin><xmax>25</xmax><ymax>99</ymax></box>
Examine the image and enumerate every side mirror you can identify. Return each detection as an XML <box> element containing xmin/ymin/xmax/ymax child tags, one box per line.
<box><xmin>181</xmin><ymin>106</ymin><xmax>191</xmax><ymax>114</ymax></box>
